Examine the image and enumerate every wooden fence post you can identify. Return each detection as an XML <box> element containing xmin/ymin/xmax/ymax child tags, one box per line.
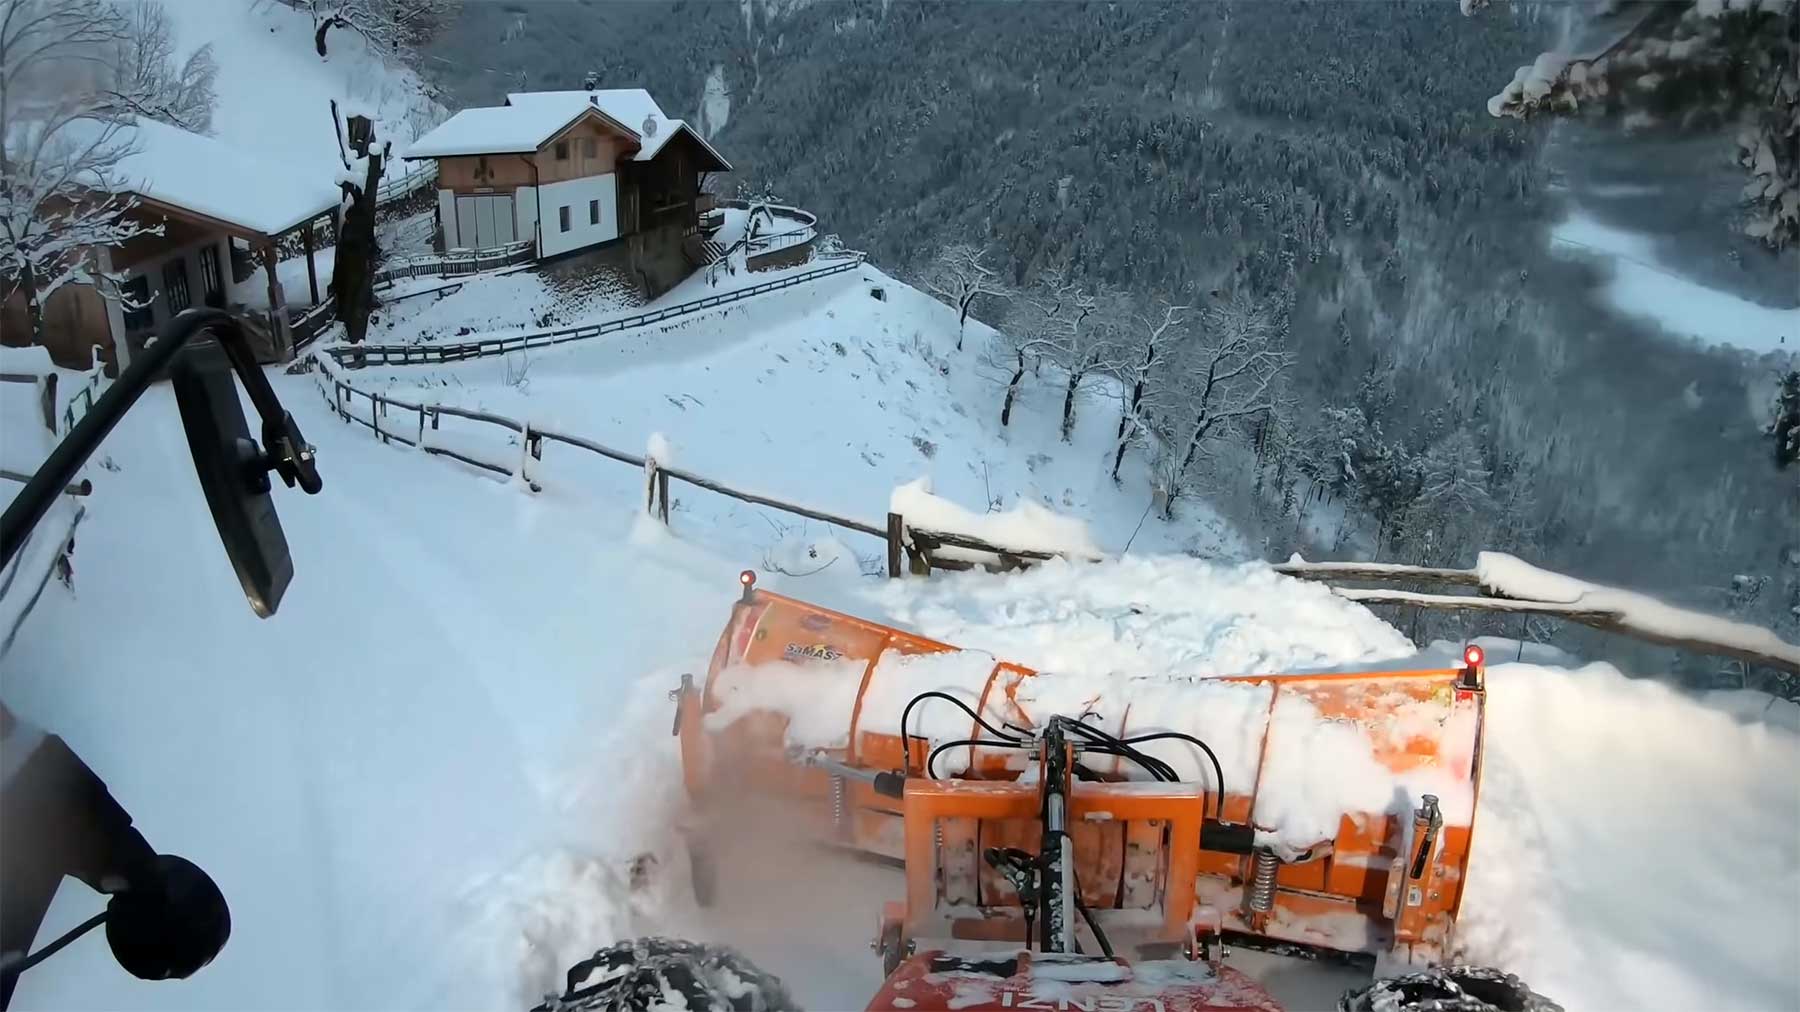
<box><xmin>886</xmin><ymin>512</ymin><xmax>903</xmax><ymax>578</ymax></box>
<box><xmin>38</xmin><ymin>374</ymin><xmax>56</xmax><ymax>434</ymax></box>
<box><xmin>645</xmin><ymin>458</ymin><xmax>661</xmax><ymax>520</ymax></box>
<box><xmin>658</xmin><ymin>469</ymin><xmax>671</xmax><ymax>524</ymax></box>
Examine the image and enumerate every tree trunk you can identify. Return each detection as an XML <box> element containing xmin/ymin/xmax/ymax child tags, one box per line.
<box><xmin>1110</xmin><ymin>417</ymin><xmax>1133</xmax><ymax>483</ymax></box>
<box><xmin>957</xmin><ymin>295</ymin><xmax>971</xmax><ymax>351</ymax></box>
<box><xmin>1179</xmin><ymin>413</ymin><xmax>1210</xmax><ymax>475</ymax></box>
<box><xmin>1000</xmin><ymin>349</ymin><xmax>1024</xmax><ymax>428</ymax></box>
<box><xmin>22</xmin><ymin>262</ymin><xmax>42</xmax><ymax>343</ymax></box>
<box><xmin>336</xmin><ymin>147</ymin><xmax>383</xmax><ymax>344</ymax></box>
<box><xmin>1060</xmin><ymin>367</ymin><xmax>1081</xmax><ymax>442</ymax></box>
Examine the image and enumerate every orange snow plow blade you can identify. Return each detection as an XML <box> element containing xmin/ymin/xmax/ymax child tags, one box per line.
<box><xmin>673</xmin><ymin>575</ymin><xmax>1488</xmax><ymax>971</ymax></box>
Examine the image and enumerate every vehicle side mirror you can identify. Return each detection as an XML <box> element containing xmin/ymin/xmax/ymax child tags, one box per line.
<box><xmin>168</xmin><ymin>342</ymin><xmax>294</xmax><ymax>617</ymax></box>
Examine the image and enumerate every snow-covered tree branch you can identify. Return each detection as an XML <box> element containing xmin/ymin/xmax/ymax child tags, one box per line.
<box><xmin>101</xmin><ymin>0</ymin><xmax>218</xmax><ymax>134</ymax></box>
<box><xmin>1106</xmin><ymin>296</ymin><xmax>1187</xmax><ymax>482</ymax></box>
<box><xmin>1</xmin><ymin>0</ymin><xmax>161</xmax><ymax>339</ymax></box>
<box><xmin>280</xmin><ymin>0</ymin><xmax>462</xmax><ymax>59</ymax></box>
<box><xmin>1472</xmin><ymin>0</ymin><xmax>1799</xmax><ymax>248</ymax></box>
<box><xmin>1146</xmin><ymin>291</ymin><xmax>1293</xmax><ymax>518</ymax></box>
<box><xmin>919</xmin><ymin>242</ymin><xmax>1012</xmax><ymax>351</ymax></box>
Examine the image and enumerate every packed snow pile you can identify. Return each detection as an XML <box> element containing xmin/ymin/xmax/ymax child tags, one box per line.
<box><xmin>1476</xmin><ymin>551</ymin><xmax>1800</xmax><ymax>667</ymax></box>
<box><xmin>891</xmin><ymin>477</ymin><xmax>1104</xmax><ymax>561</ymax></box>
<box><xmin>867</xmin><ymin>556</ymin><xmax>1416</xmax><ymax>678</ymax></box>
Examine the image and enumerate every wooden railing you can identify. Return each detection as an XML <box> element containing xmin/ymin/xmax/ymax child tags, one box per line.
<box><xmin>305</xmin><ymin>353</ymin><xmax>1075</xmax><ymax>580</ymax></box>
<box><xmin>374</xmin><ymin>162</ymin><xmax>437</xmax><ymax>207</ymax></box>
<box><xmin>373</xmin><ymin>240</ymin><xmax>536</xmax><ymax>291</ymax></box>
<box><xmin>329</xmin><ymin>253</ymin><xmax>865</xmax><ymax>369</ymax></box>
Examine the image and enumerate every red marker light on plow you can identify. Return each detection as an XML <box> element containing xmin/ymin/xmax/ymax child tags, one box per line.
<box><xmin>738</xmin><ymin>569</ymin><xmax>757</xmax><ymax>602</ymax></box>
<box><xmin>1464</xmin><ymin>644</ymin><xmax>1485</xmax><ymax>668</ymax></box>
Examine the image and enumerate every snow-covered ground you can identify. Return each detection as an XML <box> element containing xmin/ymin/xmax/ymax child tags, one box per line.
<box><xmin>158</xmin><ymin>0</ymin><xmax>441</xmax><ymax>184</ymax></box>
<box><xmin>3</xmin><ymin>265</ymin><xmax>1797</xmax><ymax>1012</ymax></box>
<box><xmin>1549</xmin><ymin>212</ymin><xmax>1799</xmax><ymax>356</ymax></box>
<box><xmin>340</xmin><ymin>262</ymin><xmax>1243</xmax><ymax>562</ymax></box>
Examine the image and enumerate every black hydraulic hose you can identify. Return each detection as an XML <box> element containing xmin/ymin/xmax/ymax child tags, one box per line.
<box><xmin>901</xmin><ymin>691</ymin><xmax>1021</xmax><ymax>775</ymax></box>
<box><xmin>1062</xmin><ymin>721</ymin><xmax>1181</xmax><ymax>783</ymax></box>
<box><xmin>926</xmin><ymin>737</ymin><xmax>1028</xmax><ymax>779</ymax></box>
<box><xmin>1075</xmin><ymin>897</ymin><xmax>1114</xmax><ymax>959</ymax></box>
<box><xmin>1117</xmin><ymin>731</ymin><xmax>1227</xmax><ymax>818</ymax></box>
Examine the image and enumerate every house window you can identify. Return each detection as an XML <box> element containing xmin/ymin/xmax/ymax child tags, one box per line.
<box><xmin>121</xmin><ymin>275</ymin><xmax>153</xmax><ymax>331</ymax></box>
<box><xmin>559</xmin><ymin>205</ymin><xmax>571</xmax><ymax>232</ymax></box>
<box><xmin>589</xmin><ymin>199</ymin><xmax>599</xmax><ymax>225</ymax></box>
<box><xmin>197</xmin><ymin>244</ymin><xmax>224</xmax><ymax>308</ymax></box>
<box><xmin>162</xmin><ymin>258</ymin><xmax>191</xmax><ymax>314</ymax></box>
<box><xmin>582</xmin><ymin>137</ymin><xmax>596</xmax><ymax>160</ymax></box>
<box><xmin>554</xmin><ymin>140</ymin><xmax>569</xmax><ymax>160</ymax></box>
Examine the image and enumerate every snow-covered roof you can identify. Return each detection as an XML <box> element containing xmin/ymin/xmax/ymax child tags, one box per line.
<box><xmin>77</xmin><ymin>117</ymin><xmax>340</xmax><ymax>238</ymax></box>
<box><xmin>403</xmin><ymin>89</ymin><xmax>732</xmax><ymax>170</ymax></box>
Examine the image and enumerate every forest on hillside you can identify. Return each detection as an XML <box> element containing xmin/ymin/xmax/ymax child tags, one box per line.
<box><xmin>421</xmin><ymin>1</ymin><xmax>1800</xmax><ymax>692</ymax></box>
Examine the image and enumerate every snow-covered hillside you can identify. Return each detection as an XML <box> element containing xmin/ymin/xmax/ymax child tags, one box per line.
<box><xmin>3</xmin><ymin>265</ymin><xmax>1797</xmax><ymax>1012</ymax></box>
<box><xmin>157</xmin><ymin>0</ymin><xmax>440</xmax><ymax>179</ymax></box>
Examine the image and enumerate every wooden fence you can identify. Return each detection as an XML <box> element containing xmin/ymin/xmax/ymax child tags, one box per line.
<box><xmin>374</xmin><ymin>162</ymin><xmax>437</xmax><ymax>207</ymax></box>
<box><xmin>307</xmin><ymin>354</ymin><xmax>1063</xmax><ymax>579</ymax></box>
<box><xmin>329</xmin><ymin>253</ymin><xmax>866</xmax><ymax>369</ymax></box>
<box><xmin>301</xmin><ymin>355</ymin><xmax>1800</xmax><ymax>674</ymax></box>
<box><xmin>372</xmin><ymin>240</ymin><xmax>537</xmax><ymax>291</ymax></box>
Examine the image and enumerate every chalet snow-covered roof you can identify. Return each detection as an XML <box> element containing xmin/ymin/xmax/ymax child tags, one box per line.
<box><xmin>74</xmin><ymin>117</ymin><xmax>340</xmax><ymax>238</ymax></box>
<box><xmin>404</xmin><ymin>89</ymin><xmax>732</xmax><ymax>170</ymax></box>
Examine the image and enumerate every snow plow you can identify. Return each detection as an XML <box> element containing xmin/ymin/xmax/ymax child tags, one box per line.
<box><xmin>660</xmin><ymin>571</ymin><xmax>1503</xmax><ymax>1012</ymax></box>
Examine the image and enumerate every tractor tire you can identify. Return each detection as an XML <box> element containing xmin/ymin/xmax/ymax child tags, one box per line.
<box><xmin>1338</xmin><ymin>965</ymin><xmax>1563</xmax><ymax>1012</ymax></box>
<box><xmin>535</xmin><ymin>937</ymin><xmax>797</xmax><ymax>1012</ymax></box>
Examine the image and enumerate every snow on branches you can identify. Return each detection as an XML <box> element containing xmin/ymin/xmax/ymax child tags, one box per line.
<box><xmin>1</xmin><ymin>0</ymin><xmax>162</xmax><ymax>338</ymax></box>
<box><xmin>101</xmin><ymin>1</ymin><xmax>218</xmax><ymax>134</ymax></box>
<box><xmin>282</xmin><ymin>0</ymin><xmax>462</xmax><ymax>59</ymax></box>
<box><xmin>1474</xmin><ymin>0</ymin><xmax>1799</xmax><ymax>248</ymax></box>
<box><xmin>919</xmin><ymin>242</ymin><xmax>1010</xmax><ymax>350</ymax></box>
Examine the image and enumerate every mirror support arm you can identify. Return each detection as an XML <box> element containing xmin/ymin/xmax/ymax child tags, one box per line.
<box><xmin>0</xmin><ymin>309</ymin><xmax>318</xmax><ymax>572</ymax></box>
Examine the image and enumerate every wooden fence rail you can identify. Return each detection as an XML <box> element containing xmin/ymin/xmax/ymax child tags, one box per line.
<box><xmin>307</xmin><ymin>354</ymin><xmax>1081</xmax><ymax>581</ymax></box>
<box><xmin>330</xmin><ymin>254</ymin><xmax>865</xmax><ymax>369</ymax></box>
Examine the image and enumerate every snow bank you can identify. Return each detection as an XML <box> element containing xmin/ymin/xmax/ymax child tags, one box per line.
<box><xmin>891</xmin><ymin>478</ymin><xmax>1103</xmax><ymax>561</ymax></box>
<box><xmin>1476</xmin><ymin>551</ymin><xmax>1800</xmax><ymax>668</ymax></box>
<box><xmin>1460</xmin><ymin>662</ymin><xmax>1800</xmax><ymax>1010</ymax></box>
<box><xmin>865</xmin><ymin>556</ymin><xmax>1416</xmax><ymax>679</ymax></box>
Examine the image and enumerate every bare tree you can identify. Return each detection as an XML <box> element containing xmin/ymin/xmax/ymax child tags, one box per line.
<box><xmin>1471</xmin><ymin>0</ymin><xmax>1798</xmax><ymax>248</ymax></box>
<box><xmin>1</xmin><ymin>0</ymin><xmax>160</xmax><ymax>342</ymax></box>
<box><xmin>1107</xmin><ymin>297</ymin><xmax>1188</xmax><ymax>483</ymax></box>
<box><xmin>101</xmin><ymin>1</ymin><xmax>217</xmax><ymax>134</ymax></box>
<box><xmin>284</xmin><ymin>0</ymin><xmax>462</xmax><ymax>59</ymax></box>
<box><xmin>1014</xmin><ymin>264</ymin><xmax>1111</xmax><ymax>442</ymax></box>
<box><xmin>919</xmin><ymin>242</ymin><xmax>1011</xmax><ymax>351</ymax></box>
<box><xmin>986</xmin><ymin>296</ymin><xmax>1057</xmax><ymax>429</ymax></box>
<box><xmin>1147</xmin><ymin>292</ymin><xmax>1292</xmax><ymax>519</ymax></box>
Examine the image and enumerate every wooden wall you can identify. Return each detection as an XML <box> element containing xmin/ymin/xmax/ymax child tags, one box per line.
<box><xmin>538</xmin><ymin>119</ymin><xmax>633</xmax><ymax>184</ymax></box>
<box><xmin>435</xmin><ymin>153</ymin><xmax>536</xmax><ymax>191</ymax></box>
<box><xmin>1</xmin><ymin>284</ymin><xmax>111</xmax><ymax>369</ymax></box>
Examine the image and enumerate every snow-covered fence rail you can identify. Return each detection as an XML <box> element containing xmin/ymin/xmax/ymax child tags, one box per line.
<box><xmin>305</xmin><ymin>354</ymin><xmax>1092</xmax><ymax>580</ymax></box>
<box><xmin>372</xmin><ymin>240</ymin><xmax>535</xmax><ymax>291</ymax></box>
<box><xmin>1274</xmin><ymin>557</ymin><xmax>1800</xmax><ymax>674</ymax></box>
<box><xmin>374</xmin><ymin>162</ymin><xmax>437</xmax><ymax>207</ymax></box>
<box><xmin>331</xmin><ymin>254</ymin><xmax>866</xmax><ymax>369</ymax></box>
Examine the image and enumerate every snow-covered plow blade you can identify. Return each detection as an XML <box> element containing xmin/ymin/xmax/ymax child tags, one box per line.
<box><xmin>673</xmin><ymin>573</ymin><xmax>1489</xmax><ymax>981</ymax></box>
